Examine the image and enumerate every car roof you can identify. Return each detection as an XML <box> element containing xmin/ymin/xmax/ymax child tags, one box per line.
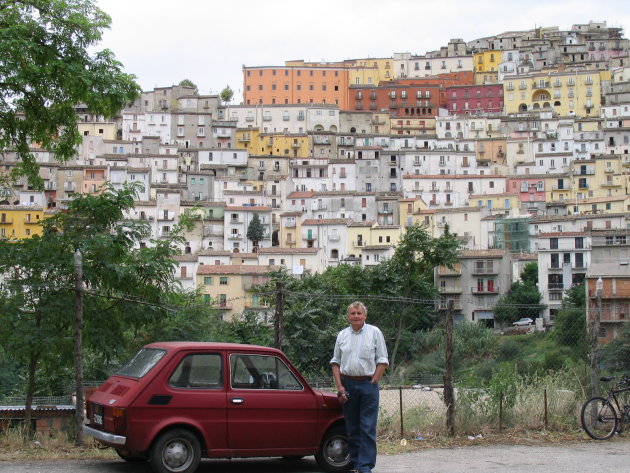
<box><xmin>144</xmin><ymin>341</ymin><xmax>283</xmax><ymax>355</ymax></box>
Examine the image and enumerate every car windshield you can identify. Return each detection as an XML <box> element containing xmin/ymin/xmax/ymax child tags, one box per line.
<box><xmin>115</xmin><ymin>348</ymin><xmax>166</xmax><ymax>378</ymax></box>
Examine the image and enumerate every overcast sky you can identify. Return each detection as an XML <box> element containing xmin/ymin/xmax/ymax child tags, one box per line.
<box><xmin>95</xmin><ymin>0</ymin><xmax>630</xmax><ymax>101</ymax></box>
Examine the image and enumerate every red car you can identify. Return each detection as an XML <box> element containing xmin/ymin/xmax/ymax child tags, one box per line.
<box><xmin>84</xmin><ymin>342</ymin><xmax>350</xmax><ymax>473</ymax></box>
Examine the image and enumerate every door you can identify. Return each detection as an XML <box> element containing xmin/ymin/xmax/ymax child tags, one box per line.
<box><xmin>227</xmin><ymin>353</ymin><xmax>317</xmax><ymax>450</ymax></box>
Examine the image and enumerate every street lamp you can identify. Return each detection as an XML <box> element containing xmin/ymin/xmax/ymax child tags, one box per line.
<box><xmin>590</xmin><ymin>277</ymin><xmax>603</xmax><ymax>398</ymax></box>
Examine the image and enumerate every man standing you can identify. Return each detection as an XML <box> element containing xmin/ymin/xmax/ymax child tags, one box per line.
<box><xmin>331</xmin><ymin>301</ymin><xmax>388</xmax><ymax>473</ymax></box>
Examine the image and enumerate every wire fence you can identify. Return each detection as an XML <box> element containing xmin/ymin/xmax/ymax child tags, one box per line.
<box><xmin>266</xmin><ymin>286</ymin><xmax>624</xmax><ymax>438</ymax></box>
<box><xmin>3</xmin><ymin>284</ymin><xmax>629</xmax><ymax>439</ymax></box>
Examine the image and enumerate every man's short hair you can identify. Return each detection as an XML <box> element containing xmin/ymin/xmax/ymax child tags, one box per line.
<box><xmin>347</xmin><ymin>301</ymin><xmax>367</xmax><ymax>316</ymax></box>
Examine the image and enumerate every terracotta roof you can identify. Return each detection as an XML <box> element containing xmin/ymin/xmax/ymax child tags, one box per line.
<box><xmin>302</xmin><ymin>218</ymin><xmax>352</xmax><ymax>225</ymax></box>
<box><xmin>224</xmin><ymin>206</ymin><xmax>272</xmax><ymax>211</ymax></box>
<box><xmin>348</xmin><ymin>220</ymin><xmax>377</xmax><ymax>227</ymax></box>
<box><xmin>197</xmin><ymin>264</ymin><xmax>280</xmax><ymax>275</ymax></box>
<box><xmin>459</xmin><ymin>249</ymin><xmax>507</xmax><ymax>258</ymax></box>
<box><xmin>258</xmin><ymin>247</ymin><xmax>320</xmax><ymax>254</ymax></box>
<box><xmin>287</xmin><ymin>191</ymin><xmax>316</xmax><ymax>199</ymax></box>
<box><xmin>197</xmin><ymin>250</ymin><xmax>232</xmax><ymax>256</ymax></box>
<box><xmin>539</xmin><ymin>232</ymin><xmax>587</xmax><ymax>237</ymax></box>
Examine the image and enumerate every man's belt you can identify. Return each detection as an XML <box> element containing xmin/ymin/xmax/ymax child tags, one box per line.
<box><xmin>342</xmin><ymin>374</ymin><xmax>372</xmax><ymax>381</ymax></box>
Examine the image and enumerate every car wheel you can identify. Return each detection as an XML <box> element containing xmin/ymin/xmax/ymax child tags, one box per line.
<box><xmin>315</xmin><ymin>426</ymin><xmax>351</xmax><ymax>473</ymax></box>
<box><xmin>150</xmin><ymin>428</ymin><xmax>201</xmax><ymax>473</ymax></box>
<box><xmin>115</xmin><ymin>449</ymin><xmax>147</xmax><ymax>462</ymax></box>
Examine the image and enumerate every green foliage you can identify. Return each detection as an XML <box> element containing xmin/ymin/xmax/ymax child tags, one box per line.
<box><xmin>0</xmin><ymin>0</ymin><xmax>141</xmax><ymax>188</ymax></box>
<box><xmin>246</xmin><ymin>213</ymin><xmax>264</xmax><ymax>248</ymax></box>
<box><xmin>601</xmin><ymin>322</ymin><xmax>630</xmax><ymax>373</ymax></box>
<box><xmin>220</xmin><ymin>85</ymin><xmax>234</xmax><ymax>103</ymax></box>
<box><xmin>493</xmin><ymin>280</ymin><xmax>544</xmax><ymax>326</ymax></box>
<box><xmin>552</xmin><ymin>284</ymin><xmax>587</xmax><ymax>360</ymax></box>
<box><xmin>520</xmin><ymin>261</ymin><xmax>538</xmax><ymax>285</ymax></box>
<box><xmin>178</xmin><ymin>79</ymin><xmax>198</xmax><ymax>94</ymax></box>
<box><xmin>0</xmin><ymin>184</ymin><xmax>210</xmax><ymax>397</ymax></box>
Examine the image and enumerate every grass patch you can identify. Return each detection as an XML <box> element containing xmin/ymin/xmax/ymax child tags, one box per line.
<box><xmin>0</xmin><ymin>426</ymin><xmax>116</xmax><ymax>461</ymax></box>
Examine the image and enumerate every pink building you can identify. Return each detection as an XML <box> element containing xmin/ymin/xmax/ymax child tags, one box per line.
<box><xmin>445</xmin><ymin>84</ymin><xmax>504</xmax><ymax>115</ymax></box>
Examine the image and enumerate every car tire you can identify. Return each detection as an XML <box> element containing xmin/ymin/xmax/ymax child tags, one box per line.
<box><xmin>315</xmin><ymin>426</ymin><xmax>352</xmax><ymax>473</ymax></box>
<box><xmin>150</xmin><ymin>428</ymin><xmax>201</xmax><ymax>473</ymax></box>
<box><xmin>115</xmin><ymin>449</ymin><xmax>147</xmax><ymax>462</ymax></box>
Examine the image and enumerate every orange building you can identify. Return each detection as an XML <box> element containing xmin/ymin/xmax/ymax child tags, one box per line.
<box><xmin>243</xmin><ymin>64</ymin><xmax>350</xmax><ymax>108</ymax></box>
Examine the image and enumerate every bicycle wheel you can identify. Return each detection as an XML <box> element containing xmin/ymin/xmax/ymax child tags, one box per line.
<box><xmin>581</xmin><ymin>396</ymin><xmax>618</xmax><ymax>440</ymax></box>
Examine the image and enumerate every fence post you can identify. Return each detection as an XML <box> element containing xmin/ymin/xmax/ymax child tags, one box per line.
<box><xmin>399</xmin><ymin>387</ymin><xmax>404</xmax><ymax>439</ymax></box>
<box><xmin>444</xmin><ymin>299</ymin><xmax>455</xmax><ymax>436</ymax></box>
<box><xmin>543</xmin><ymin>389</ymin><xmax>548</xmax><ymax>430</ymax></box>
<box><xmin>274</xmin><ymin>281</ymin><xmax>285</xmax><ymax>350</ymax></box>
<box><xmin>590</xmin><ymin>278</ymin><xmax>603</xmax><ymax>399</ymax></box>
<box><xmin>499</xmin><ymin>392</ymin><xmax>503</xmax><ymax>431</ymax></box>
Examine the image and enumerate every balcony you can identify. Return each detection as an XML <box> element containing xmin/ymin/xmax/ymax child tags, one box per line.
<box><xmin>472</xmin><ymin>267</ymin><xmax>499</xmax><ymax>275</ymax></box>
<box><xmin>214</xmin><ymin>302</ymin><xmax>233</xmax><ymax>310</ymax></box>
<box><xmin>245</xmin><ymin>116</ymin><xmax>255</xmax><ymax>122</ymax></box>
<box><xmin>437</xmin><ymin>265</ymin><xmax>461</xmax><ymax>276</ymax></box>
<box><xmin>285</xmin><ymin>220</ymin><xmax>296</xmax><ymax>228</ymax></box>
<box><xmin>532</xmin><ymin>81</ymin><xmax>551</xmax><ymax>89</ymax></box>
<box><xmin>471</xmin><ymin>286</ymin><xmax>499</xmax><ymax>294</ymax></box>
<box><xmin>238</xmin><ymin>135</ymin><xmax>251</xmax><ymax>142</ymax></box>
<box><xmin>328</xmin><ymin>233</ymin><xmax>340</xmax><ymax>241</ymax></box>
<box><xmin>303</xmin><ymin>234</ymin><xmax>317</xmax><ymax>241</ymax></box>
<box><xmin>23</xmin><ymin>218</ymin><xmax>40</xmax><ymax>225</ymax></box>
<box><xmin>0</xmin><ymin>218</ymin><xmax>13</xmax><ymax>224</ymax></box>
<box><xmin>548</xmin><ymin>283</ymin><xmax>564</xmax><ymax>291</ymax></box>
<box><xmin>378</xmin><ymin>209</ymin><xmax>393</xmax><ymax>215</ymax></box>
<box><xmin>353</xmin><ymin>240</ymin><xmax>364</xmax><ymax>247</ymax></box>
<box><xmin>439</xmin><ymin>286</ymin><xmax>463</xmax><ymax>294</ymax></box>
<box><xmin>263</xmin><ymin>116</ymin><xmax>272</xmax><ymax>122</ymax></box>
<box><xmin>228</xmin><ymin>233</ymin><xmax>243</xmax><ymax>240</ymax></box>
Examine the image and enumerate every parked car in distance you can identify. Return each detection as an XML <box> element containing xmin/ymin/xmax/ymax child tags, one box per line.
<box><xmin>512</xmin><ymin>317</ymin><xmax>534</xmax><ymax>326</ymax></box>
<box><xmin>84</xmin><ymin>342</ymin><xmax>350</xmax><ymax>473</ymax></box>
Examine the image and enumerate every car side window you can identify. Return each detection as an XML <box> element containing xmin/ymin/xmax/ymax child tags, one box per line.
<box><xmin>169</xmin><ymin>353</ymin><xmax>223</xmax><ymax>389</ymax></box>
<box><xmin>230</xmin><ymin>354</ymin><xmax>303</xmax><ymax>391</ymax></box>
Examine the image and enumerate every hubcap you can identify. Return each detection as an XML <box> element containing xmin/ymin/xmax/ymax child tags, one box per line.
<box><xmin>326</xmin><ymin>437</ymin><xmax>349</xmax><ymax>466</ymax></box>
<box><xmin>163</xmin><ymin>439</ymin><xmax>192</xmax><ymax>471</ymax></box>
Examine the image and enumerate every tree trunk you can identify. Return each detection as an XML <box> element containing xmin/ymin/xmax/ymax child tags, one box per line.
<box><xmin>23</xmin><ymin>351</ymin><xmax>39</xmax><ymax>442</ymax></box>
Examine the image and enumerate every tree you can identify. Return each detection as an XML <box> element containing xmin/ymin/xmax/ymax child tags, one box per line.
<box><xmin>0</xmin><ymin>184</ymin><xmax>201</xmax><ymax>440</ymax></box>
<box><xmin>220</xmin><ymin>85</ymin><xmax>234</xmax><ymax>104</ymax></box>
<box><xmin>178</xmin><ymin>79</ymin><xmax>198</xmax><ymax>94</ymax></box>
<box><xmin>553</xmin><ymin>284</ymin><xmax>587</xmax><ymax>359</ymax></box>
<box><xmin>0</xmin><ymin>0</ymin><xmax>140</xmax><ymax>188</ymax></box>
<box><xmin>493</xmin><ymin>281</ymin><xmax>544</xmax><ymax>327</ymax></box>
<box><xmin>520</xmin><ymin>261</ymin><xmax>538</xmax><ymax>286</ymax></box>
<box><xmin>246</xmin><ymin>213</ymin><xmax>264</xmax><ymax>250</ymax></box>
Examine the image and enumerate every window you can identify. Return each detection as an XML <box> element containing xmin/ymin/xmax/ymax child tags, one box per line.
<box><xmin>230</xmin><ymin>354</ymin><xmax>302</xmax><ymax>390</ymax></box>
<box><xmin>550</xmin><ymin>238</ymin><xmax>558</xmax><ymax>249</ymax></box>
<box><xmin>220</xmin><ymin>277</ymin><xmax>228</xmax><ymax>285</ymax></box>
<box><xmin>204</xmin><ymin>277</ymin><xmax>213</xmax><ymax>285</ymax></box>
<box><xmin>169</xmin><ymin>353</ymin><xmax>223</xmax><ymax>389</ymax></box>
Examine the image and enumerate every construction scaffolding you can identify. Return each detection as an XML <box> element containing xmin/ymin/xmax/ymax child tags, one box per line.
<box><xmin>493</xmin><ymin>216</ymin><xmax>531</xmax><ymax>253</ymax></box>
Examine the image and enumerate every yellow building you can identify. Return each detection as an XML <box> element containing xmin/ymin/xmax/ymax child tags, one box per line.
<box><xmin>197</xmin><ymin>264</ymin><xmax>278</xmax><ymax>320</ymax></box>
<box><xmin>0</xmin><ymin>206</ymin><xmax>50</xmax><ymax>240</ymax></box>
<box><xmin>76</xmin><ymin>121</ymin><xmax>117</xmax><ymax>140</ymax></box>
<box><xmin>474</xmin><ymin>51</ymin><xmax>501</xmax><ymax>73</ymax></box>
<box><xmin>279</xmin><ymin>211</ymin><xmax>302</xmax><ymax>249</ymax></box>
<box><xmin>243</xmin><ymin>131</ymin><xmax>310</xmax><ymax>158</ymax></box>
<box><xmin>504</xmin><ymin>69</ymin><xmax>609</xmax><ymax>117</ymax></box>
<box><xmin>469</xmin><ymin>192</ymin><xmax>521</xmax><ymax>214</ymax></box>
<box><xmin>346</xmin><ymin>221</ymin><xmax>403</xmax><ymax>258</ymax></box>
<box><xmin>347</xmin><ymin>58</ymin><xmax>393</xmax><ymax>85</ymax></box>
<box><xmin>570</xmin><ymin>156</ymin><xmax>626</xmax><ymax>200</ymax></box>
<box><xmin>568</xmin><ymin>196</ymin><xmax>629</xmax><ymax>215</ymax></box>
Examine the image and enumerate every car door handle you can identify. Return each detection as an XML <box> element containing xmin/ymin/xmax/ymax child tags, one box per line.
<box><xmin>231</xmin><ymin>398</ymin><xmax>244</xmax><ymax>404</ymax></box>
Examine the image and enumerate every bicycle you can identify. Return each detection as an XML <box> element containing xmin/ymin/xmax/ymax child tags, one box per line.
<box><xmin>580</xmin><ymin>375</ymin><xmax>630</xmax><ymax>440</ymax></box>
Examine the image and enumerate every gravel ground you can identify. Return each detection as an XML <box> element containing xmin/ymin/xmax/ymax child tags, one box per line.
<box><xmin>1</xmin><ymin>438</ymin><xmax>629</xmax><ymax>473</ymax></box>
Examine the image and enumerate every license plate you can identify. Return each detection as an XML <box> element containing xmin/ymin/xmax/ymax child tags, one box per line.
<box><xmin>93</xmin><ymin>404</ymin><xmax>103</xmax><ymax>426</ymax></box>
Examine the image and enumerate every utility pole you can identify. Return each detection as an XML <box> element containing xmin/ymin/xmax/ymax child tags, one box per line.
<box><xmin>590</xmin><ymin>277</ymin><xmax>603</xmax><ymax>399</ymax></box>
<box><xmin>274</xmin><ymin>281</ymin><xmax>285</xmax><ymax>350</ymax></box>
<box><xmin>73</xmin><ymin>250</ymin><xmax>84</xmax><ymax>445</ymax></box>
<box><xmin>444</xmin><ymin>299</ymin><xmax>455</xmax><ymax>436</ymax></box>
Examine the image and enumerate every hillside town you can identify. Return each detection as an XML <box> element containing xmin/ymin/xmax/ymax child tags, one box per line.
<box><xmin>2</xmin><ymin>20</ymin><xmax>630</xmax><ymax>337</ymax></box>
